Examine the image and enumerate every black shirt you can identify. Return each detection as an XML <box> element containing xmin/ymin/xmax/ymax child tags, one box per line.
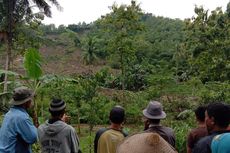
<box><xmin>145</xmin><ymin>124</ymin><xmax>176</xmax><ymax>147</ymax></box>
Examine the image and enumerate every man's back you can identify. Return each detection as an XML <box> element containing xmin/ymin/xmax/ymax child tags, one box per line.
<box><xmin>38</xmin><ymin>120</ymin><xmax>79</xmax><ymax>153</ymax></box>
<box><xmin>95</xmin><ymin>128</ymin><xmax>126</xmax><ymax>153</ymax></box>
<box><xmin>187</xmin><ymin>126</ymin><xmax>208</xmax><ymax>150</ymax></box>
<box><xmin>0</xmin><ymin>107</ymin><xmax>37</xmax><ymax>153</ymax></box>
<box><xmin>145</xmin><ymin>125</ymin><xmax>175</xmax><ymax>147</ymax></box>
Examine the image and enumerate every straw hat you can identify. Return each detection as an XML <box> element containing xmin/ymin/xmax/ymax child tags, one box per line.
<box><xmin>117</xmin><ymin>132</ymin><xmax>177</xmax><ymax>153</ymax></box>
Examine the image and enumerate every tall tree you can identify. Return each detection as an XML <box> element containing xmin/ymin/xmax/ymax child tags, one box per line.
<box><xmin>184</xmin><ymin>4</ymin><xmax>230</xmax><ymax>82</ymax></box>
<box><xmin>0</xmin><ymin>0</ymin><xmax>61</xmax><ymax>92</ymax></box>
<box><xmin>82</xmin><ymin>36</ymin><xmax>98</xmax><ymax>65</ymax></box>
<box><xmin>99</xmin><ymin>0</ymin><xmax>143</xmax><ymax>90</ymax></box>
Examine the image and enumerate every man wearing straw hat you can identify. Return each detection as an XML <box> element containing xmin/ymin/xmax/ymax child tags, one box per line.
<box><xmin>0</xmin><ymin>87</ymin><xmax>37</xmax><ymax>153</ymax></box>
<box><xmin>38</xmin><ymin>98</ymin><xmax>80</xmax><ymax>153</ymax></box>
<box><xmin>142</xmin><ymin>100</ymin><xmax>176</xmax><ymax>147</ymax></box>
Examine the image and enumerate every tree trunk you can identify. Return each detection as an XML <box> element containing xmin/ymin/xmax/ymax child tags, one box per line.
<box><xmin>77</xmin><ymin>112</ymin><xmax>81</xmax><ymax>134</ymax></box>
<box><xmin>120</xmin><ymin>48</ymin><xmax>125</xmax><ymax>91</ymax></box>
<box><xmin>32</xmin><ymin>98</ymin><xmax>39</xmax><ymax>128</ymax></box>
<box><xmin>89</xmin><ymin>124</ymin><xmax>93</xmax><ymax>153</ymax></box>
<box><xmin>3</xmin><ymin>46</ymin><xmax>10</xmax><ymax>93</ymax></box>
<box><xmin>3</xmin><ymin>0</ymin><xmax>14</xmax><ymax>93</ymax></box>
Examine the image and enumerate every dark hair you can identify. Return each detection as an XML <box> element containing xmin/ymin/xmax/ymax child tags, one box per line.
<box><xmin>195</xmin><ymin>105</ymin><xmax>207</xmax><ymax>122</ymax></box>
<box><xmin>109</xmin><ymin>106</ymin><xmax>125</xmax><ymax>124</ymax></box>
<box><xmin>207</xmin><ymin>103</ymin><xmax>230</xmax><ymax>128</ymax></box>
<box><xmin>148</xmin><ymin>119</ymin><xmax>160</xmax><ymax>124</ymax></box>
<box><xmin>49</xmin><ymin>99</ymin><xmax>66</xmax><ymax>117</ymax></box>
<box><xmin>49</xmin><ymin>109</ymin><xmax>65</xmax><ymax>117</ymax></box>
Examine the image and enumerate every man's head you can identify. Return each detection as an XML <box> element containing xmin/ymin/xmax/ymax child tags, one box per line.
<box><xmin>10</xmin><ymin>87</ymin><xmax>34</xmax><ymax>108</ymax></box>
<box><xmin>142</xmin><ymin>101</ymin><xmax>166</xmax><ymax>129</ymax></box>
<box><xmin>109</xmin><ymin>106</ymin><xmax>125</xmax><ymax>124</ymax></box>
<box><xmin>195</xmin><ymin>105</ymin><xmax>207</xmax><ymax>122</ymax></box>
<box><xmin>205</xmin><ymin>103</ymin><xmax>230</xmax><ymax>133</ymax></box>
<box><xmin>49</xmin><ymin>99</ymin><xmax>66</xmax><ymax>117</ymax></box>
<box><xmin>143</xmin><ymin>101</ymin><xmax>166</xmax><ymax>120</ymax></box>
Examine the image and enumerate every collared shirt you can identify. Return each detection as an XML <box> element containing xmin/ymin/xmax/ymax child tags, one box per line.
<box><xmin>145</xmin><ymin>123</ymin><xmax>176</xmax><ymax>147</ymax></box>
<box><xmin>192</xmin><ymin>130</ymin><xmax>230</xmax><ymax>153</ymax></box>
<box><xmin>0</xmin><ymin>106</ymin><xmax>37</xmax><ymax>153</ymax></box>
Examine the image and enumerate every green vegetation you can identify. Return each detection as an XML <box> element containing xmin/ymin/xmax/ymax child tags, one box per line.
<box><xmin>1</xmin><ymin>1</ymin><xmax>230</xmax><ymax>153</ymax></box>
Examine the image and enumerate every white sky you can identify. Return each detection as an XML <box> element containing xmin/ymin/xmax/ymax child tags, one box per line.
<box><xmin>43</xmin><ymin>0</ymin><xmax>230</xmax><ymax>26</ymax></box>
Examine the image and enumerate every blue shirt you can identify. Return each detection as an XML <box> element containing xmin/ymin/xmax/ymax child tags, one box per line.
<box><xmin>0</xmin><ymin>107</ymin><xmax>37</xmax><ymax>153</ymax></box>
<box><xmin>211</xmin><ymin>133</ymin><xmax>230</xmax><ymax>153</ymax></box>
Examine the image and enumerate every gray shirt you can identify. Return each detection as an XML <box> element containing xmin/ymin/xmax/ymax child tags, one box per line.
<box><xmin>38</xmin><ymin>120</ymin><xmax>79</xmax><ymax>153</ymax></box>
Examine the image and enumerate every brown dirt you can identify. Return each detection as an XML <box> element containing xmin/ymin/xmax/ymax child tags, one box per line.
<box><xmin>0</xmin><ymin>45</ymin><xmax>107</xmax><ymax>76</ymax></box>
<box><xmin>40</xmin><ymin>46</ymin><xmax>108</xmax><ymax>76</ymax></box>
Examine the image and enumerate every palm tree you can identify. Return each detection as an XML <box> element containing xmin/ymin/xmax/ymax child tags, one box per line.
<box><xmin>82</xmin><ymin>36</ymin><xmax>98</xmax><ymax>66</ymax></box>
<box><xmin>0</xmin><ymin>0</ymin><xmax>61</xmax><ymax>93</ymax></box>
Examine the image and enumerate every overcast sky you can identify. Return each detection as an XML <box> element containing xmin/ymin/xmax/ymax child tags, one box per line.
<box><xmin>42</xmin><ymin>0</ymin><xmax>230</xmax><ymax>26</ymax></box>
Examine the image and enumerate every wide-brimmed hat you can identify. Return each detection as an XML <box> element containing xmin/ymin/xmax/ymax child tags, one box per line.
<box><xmin>117</xmin><ymin>132</ymin><xmax>177</xmax><ymax>153</ymax></box>
<box><xmin>143</xmin><ymin>101</ymin><xmax>166</xmax><ymax>119</ymax></box>
<box><xmin>10</xmin><ymin>87</ymin><xmax>34</xmax><ymax>105</ymax></box>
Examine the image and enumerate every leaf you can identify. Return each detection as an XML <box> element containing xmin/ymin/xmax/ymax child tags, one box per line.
<box><xmin>0</xmin><ymin>69</ymin><xmax>19</xmax><ymax>76</ymax></box>
<box><xmin>23</xmin><ymin>48</ymin><xmax>42</xmax><ymax>79</ymax></box>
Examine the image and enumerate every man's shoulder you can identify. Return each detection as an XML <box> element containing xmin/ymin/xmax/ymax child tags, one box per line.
<box><xmin>194</xmin><ymin>134</ymin><xmax>215</xmax><ymax>149</ymax></box>
<box><xmin>59</xmin><ymin>122</ymin><xmax>75</xmax><ymax>132</ymax></box>
<box><xmin>38</xmin><ymin>122</ymin><xmax>47</xmax><ymax>130</ymax></box>
<box><xmin>197</xmin><ymin>131</ymin><xmax>230</xmax><ymax>144</ymax></box>
<box><xmin>162</xmin><ymin>126</ymin><xmax>174</xmax><ymax>131</ymax></box>
<box><xmin>192</xmin><ymin>135</ymin><xmax>213</xmax><ymax>153</ymax></box>
<box><xmin>65</xmin><ymin>124</ymin><xmax>76</xmax><ymax>131</ymax></box>
<box><xmin>160</xmin><ymin>126</ymin><xmax>175</xmax><ymax>134</ymax></box>
<box><xmin>96</xmin><ymin>128</ymin><xmax>127</xmax><ymax>138</ymax></box>
<box><xmin>12</xmin><ymin>110</ymin><xmax>29</xmax><ymax>122</ymax></box>
<box><xmin>197</xmin><ymin>135</ymin><xmax>212</xmax><ymax>145</ymax></box>
<box><xmin>96</xmin><ymin>128</ymin><xmax>108</xmax><ymax>134</ymax></box>
<box><xmin>191</xmin><ymin>127</ymin><xmax>206</xmax><ymax>133</ymax></box>
<box><xmin>189</xmin><ymin>127</ymin><xmax>207</xmax><ymax>138</ymax></box>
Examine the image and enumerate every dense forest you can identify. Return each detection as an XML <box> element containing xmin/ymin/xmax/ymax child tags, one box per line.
<box><xmin>0</xmin><ymin>1</ymin><xmax>230</xmax><ymax>152</ymax></box>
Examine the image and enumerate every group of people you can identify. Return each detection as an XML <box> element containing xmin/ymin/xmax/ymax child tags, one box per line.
<box><xmin>188</xmin><ymin>103</ymin><xmax>230</xmax><ymax>153</ymax></box>
<box><xmin>0</xmin><ymin>86</ymin><xmax>229</xmax><ymax>153</ymax></box>
<box><xmin>0</xmin><ymin>87</ymin><xmax>80</xmax><ymax>153</ymax></box>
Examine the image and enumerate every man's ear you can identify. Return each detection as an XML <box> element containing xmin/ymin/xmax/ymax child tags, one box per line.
<box><xmin>210</xmin><ymin>117</ymin><xmax>215</xmax><ymax>125</ymax></box>
<box><xmin>145</xmin><ymin>119</ymin><xmax>150</xmax><ymax>124</ymax></box>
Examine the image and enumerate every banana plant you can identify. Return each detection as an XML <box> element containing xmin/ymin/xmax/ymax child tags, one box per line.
<box><xmin>23</xmin><ymin>47</ymin><xmax>42</xmax><ymax>127</ymax></box>
<box><xmin>23</xmin><ymin>48</ymin><xmax>42</xmax><ymax>90</ymax></box>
